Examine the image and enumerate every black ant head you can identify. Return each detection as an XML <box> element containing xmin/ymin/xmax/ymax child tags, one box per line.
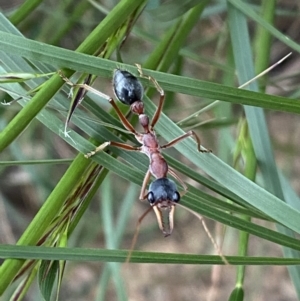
<box><xmin>147</xmin><ymin>178</ymin><xmax>180</xmax><ymax>236</ymax></box>
<box><xmin>113</xmin><ymin>69</ymin><xmax>144</xmax><ymax>106</ymax></box>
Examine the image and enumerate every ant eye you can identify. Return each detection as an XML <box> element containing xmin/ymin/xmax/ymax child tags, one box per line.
<box><xmin>173</xmin><ymin>192</ymin><xmax>180</xmax><ymax>203</ymax></box>
<box><xmin>147</xmin><ymin>192</ymin><xmax>155</xmax><ymax>204</ymax></box>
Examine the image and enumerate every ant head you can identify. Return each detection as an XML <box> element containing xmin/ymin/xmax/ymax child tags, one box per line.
<box><xmin>147</xmin><ymin>178</ymin><xmax>180</xmax><ymax>236</ymax></box>
<box><xmin>113</xmin><ymin>69</ymin><xmax>144</xmax><ymax>106</ymax></box>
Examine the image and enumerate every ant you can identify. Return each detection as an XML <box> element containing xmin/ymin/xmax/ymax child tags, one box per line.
<box><xmin>60</xmin><ymin>65</ymin><xmax>211</xmax><ymax>236</ymax></box>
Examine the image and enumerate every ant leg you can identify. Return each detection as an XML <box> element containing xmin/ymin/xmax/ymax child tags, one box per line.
<box><xmin>161</xmin><ymin>130</ymin><xmax>211</xmax><ymax>153</ymax></box>
<box><xmin>168</xmin><ymin>167</ymin><xmax>187</xmax><ymax>195</ymax></box>
<box><xmin>85</xmin><ymin>141</ymin><xmax>141</xmax><ymax>158</ymax></box>
<box><xmin>139</xmin><ymin>169</ymin><xmax>151</xmax><ymax>200</ymax></box>
<box><xmin>126</xmin><ymin>169</ymin><xmax>151</xmax><ymax>263</ymax></box>
<box><xmin>59</xmin><ymin>71</ymin><xmax>110</xmax><ymax>101</ymax></box>
<box><xmin>108</xmin><ymin>98</ymin><xmax>139</xmax><ymax>135</ymax></box>
<box><xmin>135</xmin><ymin>64</ymin><xmax>165</xmax><ymax>129</ymax></box>
<box><xmin>59</xmin><ymin>71</ymin><xmax>139</xmax><ymax>135</ymax></box>
<box><xmin>126</xmin><ymin>205</ymin><xmax>153</xmax><ymax>263</ymax></box>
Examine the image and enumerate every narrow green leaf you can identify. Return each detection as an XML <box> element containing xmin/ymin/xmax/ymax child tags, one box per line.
<box><xmin>229</xmin><ymin>0</ymin><xmax>300</xmax><ymax>53</ymax></box>
<box><xmin>0</xmin><ymin>31</ymin><xmax>300</xmax><ymax>115</ymax></box>
<box><xmin>1</xmin><ymin>245</ymin><xmax>300</xmax><ymax>265</ymax></box>
<box><xmin>227</xmin><ymin>4</ymin><xmax>300</xmax><ymax>298</ymax></box>
<box><xmin>38</xmin><ymin>261</ymin><xmax>59</xmax><ymax>301</ymax></box>
<box><xmin>229</xmin><ymin>287</ymin><xmax>244</xmax><ymax>301</ymax></box>
<box><xmin>9</xmin><ymin>263</ymin><xmax>39</xmax><ymax>301</ymax></box>
<box><xmin>0</xmin><ymin>72</ymin><xmax>54</xmax><ymax>83</ymax></box>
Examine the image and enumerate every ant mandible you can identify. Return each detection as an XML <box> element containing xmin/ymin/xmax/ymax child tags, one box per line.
<box><xmin>61</xmin><ymin>65</ymin><xmax>211</xmax><ymax>236</ymax></box>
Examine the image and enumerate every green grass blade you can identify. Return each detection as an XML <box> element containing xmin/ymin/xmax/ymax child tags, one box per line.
<box><xmin>227</xmin><ymin>3</ymin><xmax>300</xmax><ymax>297</ymax></box>
<box><xmin>2</xmin><ymin>244</ymin><xmax>300</xmax><ymax>265</ymax></box>
<box><xmin>229</xmin><ymin>0</ymin><xmax>300</xmax><ymax>53</ymax></box>
<box><xmin>9</xmin><ymin>0</ymin><xmax>44</xmax><ymax>25</ymax></box>
<box><xmin>1</xmin><ymin>31</ymin><xmax>300</xmax><ymax>114</ymax></box>
<box><xmin>101</xmin><ymin>176</ymin><xmax>127</xmax><ymax>301</ymax></box>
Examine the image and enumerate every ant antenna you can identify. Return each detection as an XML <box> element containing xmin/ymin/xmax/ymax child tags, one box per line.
<box><xmin>125</xmin><ymin>206</ymin><xmax>153</xmax><ymax>263</ymax></box>
<box><xmin>177</xmin><ymin>203</ymin><xmax>229</xmax><ymax>265</ymax></box>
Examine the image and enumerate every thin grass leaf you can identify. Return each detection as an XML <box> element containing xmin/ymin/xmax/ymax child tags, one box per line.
<box><xmin>9</xmin><ymin>263</ymin><xmax>39</xmax><ymax>301</ymax></box>
<box><xmin>96</xmin><ymin>183</ymin><xmax>137</xmax><ymax>301</ymax></box>
<box><xmin>0</xmin><ymin>72</ymin><xmax>55</xmax><ymax>83</ymax></box>
<box><xmin>228</xmin><ymin>287</ymin><xmax>244</xmax><ymax>301</ymax></box>
<box><xmin>229</xmin><ymin>0</ymin><xmax>300</xmax><ymax>53</ymax></box>
<box><xmin>2</xmin><ymin>244</ymin><xmax>300</xmax><ymax>265</ymax></box>
<box><xmin>1</xmin><ymin>31</ymin><xmax>300</xmax><ymax>115</ymax></box>
<box><xmin>148</xmin><ymin>0</ymin><xmax>203</xmax><ymax>21</ymax></box>
<box><xmin>101</xmin><ymin>176</ymin><xmax>127</xmax><ymax>301</ymax></box>
<box><xmin>9</xmin><ymin>0</ymin><xmax>44</xmax><ymax>25</ymax></box>
<box><xmin>227</xmin><ymin>4</ymin><xmax>300</xmax><ymax>298</ymax></box>
<box><xmin>38</xmin><ymin>261</ymin><xmax>59</xmax><ymax>301</ymax></box>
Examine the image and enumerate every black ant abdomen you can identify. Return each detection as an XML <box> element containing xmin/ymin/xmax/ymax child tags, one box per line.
<box><xmin>113</xmin><ymin>69</ymin><xmax>144</xmax><ymax>105</ymax></box>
